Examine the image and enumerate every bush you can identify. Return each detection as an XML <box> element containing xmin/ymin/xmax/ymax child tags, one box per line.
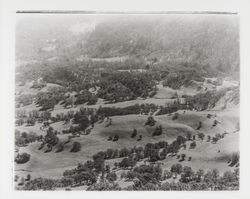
<box><xmin>15</xmin><ymin>152</ymin><xmax>30</xmax><ymax>164</ymax></box>
<box><xmin>70</xmin><ymin>141</ymin><xmax>81</xmax><ymax>152</ymax></box>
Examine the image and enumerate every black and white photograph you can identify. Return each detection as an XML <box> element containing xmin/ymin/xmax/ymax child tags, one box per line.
<box><xmin>13</xmin><ymin>12</ymin><xmax>240</xmax><ymax>191</ymax></box>
<box><xmin>1</xmin><ymin>0</ymin><xmax>250</xmax><ymax>198</ymax></box>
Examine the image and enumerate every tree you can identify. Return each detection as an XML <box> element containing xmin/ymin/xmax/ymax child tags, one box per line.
<box><xmin>149</xmin><ymin>148</ymin><xmax>160</xmax><ymax>162</ymax></box>
<box><xmin>14</xmin><ymin>175</ymin><xmax>19</xmax><ymax>182</ymax></box>
<box><xmin>15</xmin><ymin>152</ymin><xmax>30</xmax><ymax>164</ymax></box>
<box><xmin>119</xmin><ymin>157</ymin><xmax>136</xmax><ymax>168</ymax></box>
<box><xmin>192</xmin><ymin>135</ymin><xmax>196</xmax><ymax>140</ymax></box>
<box><xmin>119</xmin><ymin>147</ymin><xmax>130</xmax><ymax>157</ymax></box>
<box><xmin>145</xmin><ymin>116</ymin><xmax>156</xmax><ymax>126</ymax></box>
<box><xmin>107</xmin><ymin>136</ymin><xmax>112</xmax><ymax>141</ymax></box>
<box><xmin>18</xmin><ymin>177</ymin><xmax>25</xmax><ymax>186</ymax></box>
<box><xmin>186</xmin><ymin>132</ymin><xmax>192</xmax><ymax>141</ymax></box>
<box><xmin>44</xmin><ymin>127</ymin><xmax>59</xmax><ymax>146</ymax></box>
<box><xmin>190</xmin><ymin>141</ymin><xmax>197</xmax><ymax>149</ymax></box>
<box><xmin>92</xmin><ymin>151</ymin><xmax>106</xmax><ymax>172</ymax></box>
<box><xmin>25</xmin><ymin>174</ymin><xmax>31</xmax><ymax>181</ymax></box>
<box><xmin>172</xmin><ymin>113</ymin><xmax>179</xmax><ymax>120</ymax></box>
<box><xmin>207</xmin><ymin>135</ymin><xmax>211</xmax><ymax>142</ymax></box>
<box><xmin>152</xmin><ymin>125</ymin><xmax>162</xmax><ymax>136</ymax></box>
<box><xmin>137</xmin><ymin>135</ymin><xmax>142</xmax><ymax>141</ymax></box>
<box><xmin>212</xmin><ymin>120</ymin><xmax>218</xmax><ymax>127</ymax></box>
<box><xmin>176</xmin><ymin>135</ymin><xmax>186</xmax><ymax>145</ymax></box>
<box><xmin>73</xmin><ymin>111</ymin><xmax>90</xmax><ymax>130</ymax></box>
<box><xmin>180</xmin><ymin>166</ymin><xmax>194</xmax><ymax>183</ymax></box>
<box><xmin>144</xmin><ymin>143</ymin><xmax>156</xmax><ymax>158</ymax></box>
<box><xmin>196</xmin><ymin>169</ymin><xmax>205</xmax><ymax>182</ymax></box>
<box><xmin>197</xmin><ymin>121</ymin><xmax>202</xmax><ymax>130</ymax></box>
<box><xmin>131</xmin><ymin>129</ymin><xmax>137</xmax><ymax>138</ymax></box>
<box><xmin>106</xmin><ymin>172</ymin><xmax>117</xmax><ymax>182</ymax></box>
<box><xmin>180</xmin><ymin>154</ymin><xmax>186</xmax><ymax>161</ymax></box>
<box><xmin>70</xmin><ymin>141</ymin><xmax>81</xmax><ymax>152</ymax></box>
<box><xmin>106</xmin><ymin>148</ymin><xmax>114</xmax><ymax>159</ymax></box>
<box><xmin>55</xmin><ymin>142</ymin><xmax>64</xmax><ymax>153</ymax></box>
<box><xmin>171</xmin><ymin>164</ymin><xmax>183</xmax><ymax>175</ymax></box>
<box><xmin>198</xmin><ymin>132</ymin><xmax>205</xmax><ymax>141</ymax></box>
<box><xmin>212</xmin><ymin>137</ymin><xmax>219</xmax><ymax>143</ymax></box>
<box><xmin>159</xmin><ymin>148</ymin><xmax>167</xmax><ymax>160</ymax></box>
<box><xmin>113</xmin><ymin>134</ymin><xmax>119</xmax><ymax>141</ymax></box>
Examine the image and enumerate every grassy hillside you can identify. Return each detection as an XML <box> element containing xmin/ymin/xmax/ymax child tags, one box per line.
<box><xmin>15</xmin><ymin>107</ymin><xmax>239</xmax><ymax>181</ymax></box>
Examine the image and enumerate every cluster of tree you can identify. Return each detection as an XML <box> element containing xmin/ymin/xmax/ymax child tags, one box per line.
<box><xmin>97</xmin><ymin>72</ymin><xmax>156</xmax><ymax>103</ymax></box>
<box><xmin>15</xmin><ymin>152</ymin><xmax>30</xmax><ymax>164</ymax></box>
<box><xmin>31</xmin><ymin>79</ymin><xmax>46</xmax><ymax>89</ymax></box>
<box><xmin>74</xmin><ymin>90</ymin><xmax>98</xmax><ymax>105</ymax></box>
<box><xmin>97</xmin><ymin>103</ymin><xmax>158</xmax><ymax>117</ymax></box>
<box><xmin>155</xmin><ymin>101</ymin><xmax>186</xmax><ymax>116</ymax></box>
<box><xmin>70</xmin><ymin>141</ymin><xmax>81</xmax><ymax>152</ymax></box>
<box><xmin>38</xmin><ymin>127</ymin><xmax>59</xmax><ymax>152</ymax></box>
<box><xmin>15</xmin><ymin>94</ymin><xmax>34</xmax><ymax>108</ymax></box>
<box><xmin>152</xmin><ymin>125</ymin><xmax>163</xmax><ymax>136</ymax></box>
<box><xmin>87</xmin><ymin>180</ymin><xmax>121</xmax><ymax>191</ymax></box>
<box><xmin>123</xmin><ymin>164</ymin><xmax>239</xmax><ymax>191</ymax></box>
<box><xmin>15</xmin><ymin>109</ymin><xmax>53</xmax><ymax>127</ymax></box>
<box><xmin>96</xmin><ymin>135</ymin><xmax>189</xmax><ymax>167</ymax></box>
<box><xmin>186</xmin><ymin>87</ymin><xmax>237</xmax><ymax>111</ymax></box>
<box><xmin>145</xmin><ymin>116</ymin><xmax>156</xmax><ymax>126</ymax></box>
<box><xmin>122</xmin><ymin>164</ymin><xmax>163</xmax><ymax>186</ymax></box>
<box><xmin>35</xmin><ymin>86</ymin><xmax>67</xmax><ymax>111</ymax></box>
<box><xmin>15</xmin><ymin>130</ymin><xmax>41</xmax><ymax>147</ymax></box>
<box><xmin>162</xmin><ymin>71</ymin><xmax>205</xmax><ymax>89</ymax></box>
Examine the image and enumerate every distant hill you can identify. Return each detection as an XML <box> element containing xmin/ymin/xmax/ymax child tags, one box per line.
<box><xmin>16</xmin><ymin>14</ymin><xmax>239</xmax><ymax>72</ymax></box>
